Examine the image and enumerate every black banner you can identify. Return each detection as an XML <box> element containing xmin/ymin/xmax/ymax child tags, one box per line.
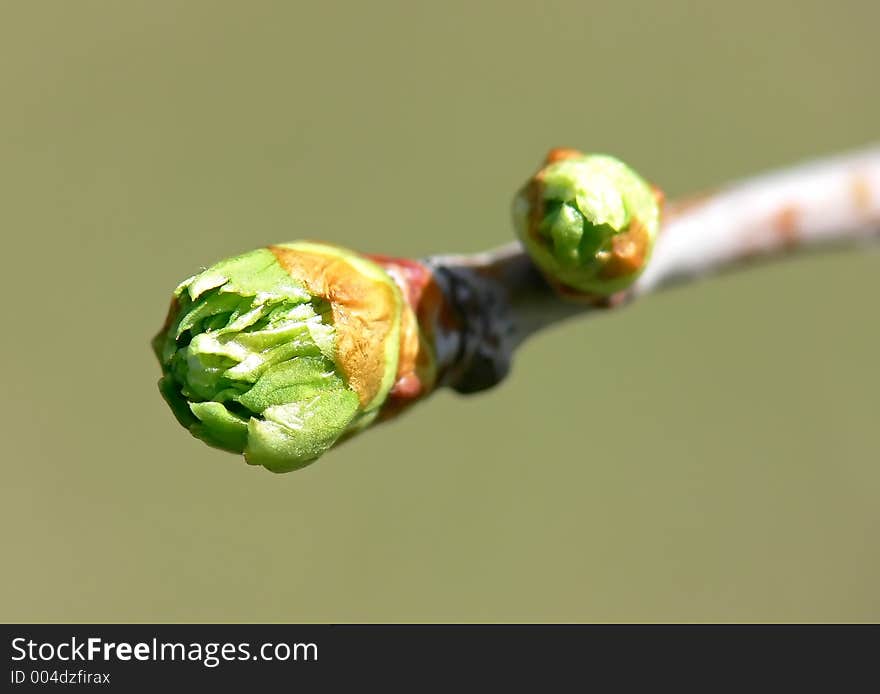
<box><xmin>2</xmin><ymin>624</ymin><xmax>877</xmax><ymax>690</ymax></box>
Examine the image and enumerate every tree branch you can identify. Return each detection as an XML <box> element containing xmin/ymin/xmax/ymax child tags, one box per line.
<box><xmin>428</xmin><ymin>146</ymin><xmax>880</xmax><ymax>394</ymax></box>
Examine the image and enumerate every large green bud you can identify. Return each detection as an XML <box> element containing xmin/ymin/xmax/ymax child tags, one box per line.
<box><xmin>153</xmin><ymin>242</ymin><xmax>406</xmax><ymax>472</ymax></box>
<box><xmin>513</xmin><ymin>148</ymin><xmax>662</xmax><ymax>296</ymax></box>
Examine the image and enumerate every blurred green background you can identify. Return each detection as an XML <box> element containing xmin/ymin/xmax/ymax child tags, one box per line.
<box><xmin>1</xmin><ymin>1</ymin><xmax>878</xmax><ymax>622</ymax></box>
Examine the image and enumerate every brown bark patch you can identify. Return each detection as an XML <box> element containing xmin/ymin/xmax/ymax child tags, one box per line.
<box><xmin>772</xmin><ymin>205</ymin><xmax>800</xmax><ymax>248</ymax></box>
<box><xmin>850</xmin><ymin>174</ymin><xmax>873</xmax><ymax>213</ymax></box>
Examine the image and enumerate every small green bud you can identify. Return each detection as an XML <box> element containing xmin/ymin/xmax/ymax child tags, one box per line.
<box><xmin>513</xmin><ymin>149</ymin><xmax>662</xmax><ymax>295</ymax></box>
<box><xmin>153</xmin><ymin>242</ymin><xmax>405</xmax><ymax>473</ymax></box>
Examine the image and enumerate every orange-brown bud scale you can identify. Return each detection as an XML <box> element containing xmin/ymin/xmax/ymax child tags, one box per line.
<box><xmin>597</xmin><ymin>219</ymin><xmax>651</xmax><ymax>281</ymax></box>
<box><xmin>544</xmin><ymin>147</ymin><xmax>586</xmax><ymax>165</ymax></box>
<box><xmin>269</xmin><ymin>245</ymin><xmax>399</xmax><ymax>409</ymax></box>
<box><xmin>366</xmin><ymin>254</ymin><xmax>443</xmax><ymax>418</ymax></box>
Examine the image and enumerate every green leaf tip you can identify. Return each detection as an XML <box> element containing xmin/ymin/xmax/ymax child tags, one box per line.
<box><xmin>513</xmin><ymin>148</ymin><xmax>662</xmax><ymax>296</ymax></box>
<box><xmin>154</xmin><ymin>244</ymin><xmax>406</xmax><ymax>473</ymax></box>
